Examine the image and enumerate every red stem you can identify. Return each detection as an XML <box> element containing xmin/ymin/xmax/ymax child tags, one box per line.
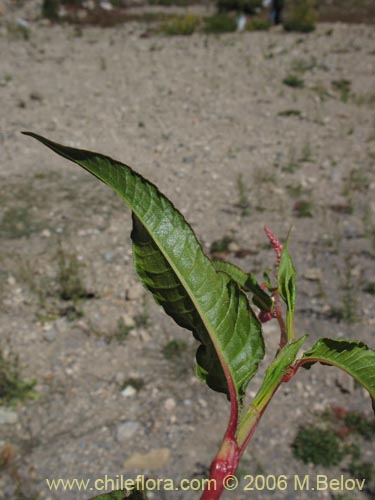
<box><xmin>199</xmin><ymin>435</ymin><xmax>239</xmax><ymax>500</ymax></box>
<box><xmin>199</xmin><ymin>370</ymin><xmax>240</xmax><ymax>499</ymax></box>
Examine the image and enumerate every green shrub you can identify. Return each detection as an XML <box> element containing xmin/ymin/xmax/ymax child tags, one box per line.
<box><xmin>283</xmin><ymin>0</ymin><xmax>317</xmax><ymax>33</ymax></box>
<box><xmin>283</xmin><ymin>74</ymin><xmax>305</xmax><ymax>88</ymax></box>
<box><xmin>204</xmin><ymin>14</ymin><xmax>237</xmax><ymax>34</ymax></box>
<box><xmin>42</xmin><ymin>0</ymin><xmax>60</xmax><ymax>21</ymax></box>
<box><xmin>57</xmin><ymin>248</ymin><xmax>87</xmax><ymax>302</ymax></box>
<box><xmin>246</xmin><ymin>17</ymin><xmax>271</xmax><ymax>31</ymax></box>
<box><xmin>161</xmin><ymin>14</ymin><xmax>201</xmax><ymax>36</ymax></box>
<box><xmin>293</xmin><ymin>199</ymin><xmax>313</xmax><ymax>218</ymax></box>
<box><xmin>348</xmin><ymin>460</ymin><xmax>374</xmax><ymax>482</ymax></box>
<box><xmin>217</xmin><ymin>0</ymin><xmax>262</xmax><ymax>15</ymax></box>
<box><xmin>292</xmin><ymin>427</ymin><xmax>345</xmax><ymax>466</ymax></box>
<box><xmin>344</xmin><ymin>411</ymin><xmax>375</xmax><ymax>440</ymax></box>
<box><xmin>331</xmin><ymin>79</ymin><xmax>351</xmax><ymax>103</ymax></box>
<box><xmin>0</xmin><ymin>349</ymin><xmax>37</xmax><ymax>406</ymax></box>
<box><xmin>210</xmin><ymin>235</ymin><xmax>235</xmax><ymax>253</ymax></box>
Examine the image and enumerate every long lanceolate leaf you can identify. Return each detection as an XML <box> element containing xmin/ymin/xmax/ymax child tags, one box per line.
<box><xmin>24</xmin><ymin>132</ymin><xmax>264</xmax><ymax>401</ymax></box>
<box><xmin>296</xmin><ymin>338</ymin><xmax>375</xmax><ymax>400</ymax></box>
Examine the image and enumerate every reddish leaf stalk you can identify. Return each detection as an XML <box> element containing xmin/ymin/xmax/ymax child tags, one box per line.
<box><xmin>273</xmin><ymin>291</ymin><xmax>288</xmax><ymax>350</ymax></box>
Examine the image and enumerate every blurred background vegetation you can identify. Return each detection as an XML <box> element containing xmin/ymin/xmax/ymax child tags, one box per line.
<box><xmin>39</xmin><ymin>0</ymin><xmax>375</xmax><ymax>33</ymax></box>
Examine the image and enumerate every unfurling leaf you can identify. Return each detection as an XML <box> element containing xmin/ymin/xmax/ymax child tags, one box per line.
<box><xmin>278</xmin><ymin>242</ymin><xmax>296</xmax><ymax>341</ymax></box>
<box><xmin>212</xmin><ymin>260</ymin><xmax>273</xmax><ymax>312</ymax></box>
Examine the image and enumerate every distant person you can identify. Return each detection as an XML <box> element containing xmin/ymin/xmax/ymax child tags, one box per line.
<box><xmin>271</xmin><ymin>0</ymin><xmax>284</xmax><ymax>25</ymax></box>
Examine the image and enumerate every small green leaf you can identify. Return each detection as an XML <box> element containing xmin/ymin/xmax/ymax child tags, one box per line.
<box><xmin>24</xmin><ymin>132</ymin><xmax>264</xmax><ymax>402</ymax></box>
<box><xmin>278</xmin><ymin>242</ymin><xmax>296</xmax><ymax>341</ymax></box>
<box><xmin>278</xmin><ymin>243</ymin><xmax>296</xmax><ymax>312</ymax></box>
<box><xmin>299</xmin><ymin>338</ymin><xmax>375</xmax><ymax>400</ymax></box>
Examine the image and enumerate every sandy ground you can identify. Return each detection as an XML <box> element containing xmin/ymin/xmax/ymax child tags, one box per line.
<box><xmin>0</xmin><ymin>6</ymin><xmax>374</xmax><ymax>500</ymax></box>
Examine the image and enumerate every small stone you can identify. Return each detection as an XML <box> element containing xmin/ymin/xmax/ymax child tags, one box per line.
<box><xmin>103</xmin><ymin>251</ymin><xmax>113</xmax><ymax>263</ymax></box>
<box><xmin>7</xmin><ymin>275</ymin><xmax>16</xmax><ymax>286</ymax></box>
<box><xmin>137</xmin><ymin>328</ymin><xmax>151</xmax><ymax>343</ymax></box>
<box><xmin>121</xmin><ymin>314</ymin><xmax>135</xmax><ymax>328</ymax></box>
<box><xmin>77</xmin><ymin>8</ymin><xmax>88</xmax><ymax>20</ymax></box>
<box><xmin>116</xmin><ymin>421</ymin><xmax>142</xmax><ymax>442</ymax></box>
<box><xmin>164</xmin><ymin>398</ymin><xmax>176</xmax><ymax>412</ymax></box>
<box><xmin>182</xmin><ymin>155</ymin><xmax>196</xmax><ymax>164</ymax></box>
<box><xmin>41</xmin><ymin>229</ymin><xmax>51</xmax><ymax>238</ymax></box>
<box><xmin>43</xmin><ymin>329</ymin><xmax>58</xmax><ymax>343</ymax></box>
<box><xmin>83</xmin><ymin>0</ymin><xmax>95</xmax><ymax>9</ymax></box>
<box><xmin>228</xmin><ymin>242</ymin><xmax>240</xmax><ymax>253</ymax></box>
<box><xmin>124</xmin><ymin>448</ymin><xmax>170</xmax><ymax>470</ymax></box>
<box><xmin>303</xmin><ymin>268</ymin><xmax>321</xmax><ymax>281</ymax></box>
<box><xmin>100</xmin><ymin>1</ymin><xmax>113</xmax><ymax>10</ymax></box>
<box><xmin>121</xmin><ymin>385</ymin><xmax>137</xmax><ymax>398</ymax></box>
<box><xmin>0</xmin><ymin>409</ymin><xmax>18</xmax><ymax>425</ymax></box>
<box><xmin>126</xmin><ymin>283</ymin><xmax>144</xmax><ymax>301</ymax></box>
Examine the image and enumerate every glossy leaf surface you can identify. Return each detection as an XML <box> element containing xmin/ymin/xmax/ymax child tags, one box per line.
<box><xmin>24</xmin><ymin>132</ymin><xmax>264</xmax><ymax>400</ymax></box>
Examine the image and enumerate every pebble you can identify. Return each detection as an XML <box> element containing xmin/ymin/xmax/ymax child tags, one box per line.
<box><xmin>41</xmin><ymin>229</ymin><xmax>51</xmax><ymax>238</ymax></box>
<box><xmin>43</xmin><ymin>329</ymin><xmax>58</xmax><ymax>343</ymax></box>
<box><xmin>228</xmin><ymin>242</ymin><xmax>240</xmax><ymax>252</ymax></box>
<box><xmin>164</xmin><ymin>398</ymin><xmax>176</xmax><ymax>412</ymax></box>
<box><xmin>103</xmin><ymin>251</ymin><xmax>113</xmax><ymax>263</ymax></box>
<box><xmin>7</xmin><ymin>275</ymin><xmax>16</xmax><ymax>286</ymax></box>
<box><xmin>0</xmin><ymin>409</ymin><xmax>18</xmax><ymax>425</ymax></box>
<box><xmin>124</xmin><ymin>448</ymin><xmax>170</xmax><ymax>470</ymax></box>
<box><xmin>121</xmin><ymin>385</ymin><xmax>137</xmax><ymax>398</ymax></box>
<box><xmin>126</xmin><ymin>283</ymin><xmax>144</xmax><ymax>301</ymax></box>
<box><xmin>116</xmin><ymin>421</ymin><xmax>142</xmax><ymax>443</ymax></box>
<box><xmin>121</xmin><ymin>313</ymin><xmax>135</xmax><ymax>328</ymax></box>
<box><xmin>303</xmin><ymin>268</ymin><xmax>322</xmax><ymax>281</ymax></box>
<box><xmin>182</xmin><ymin>155</ymin><xmax>195</xmax><ymax>164</ymax></box>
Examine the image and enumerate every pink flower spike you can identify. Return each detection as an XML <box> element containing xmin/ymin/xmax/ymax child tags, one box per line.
<box><xmin>264</xmin><ymin>226</ymin><xmax>283</xmax><ymax>266</ymax></box>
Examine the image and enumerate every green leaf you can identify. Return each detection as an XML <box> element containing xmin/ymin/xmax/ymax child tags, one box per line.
<box><xmin>23</xmin><ymin>132</ymin><xmax>264</xmax><ymax>401</ymax></box>
<box><xmin>278</xmin><ymin>242</ymin><xmax>296</xmax><ymax>341</ymax></box>
<box><xmin>212</xmin><ymin>260</ymin><xmax>273</xmax><ymax>312</ymax></box>
<box><xmin>132</xmin><ymin>215</ymin><xmax>227</xmax><ymax>394</ymax></box>
<box><xmin>299</xmin><ymin>338</ymin><xmax>375</xmax><ymax>399</ymax></box>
